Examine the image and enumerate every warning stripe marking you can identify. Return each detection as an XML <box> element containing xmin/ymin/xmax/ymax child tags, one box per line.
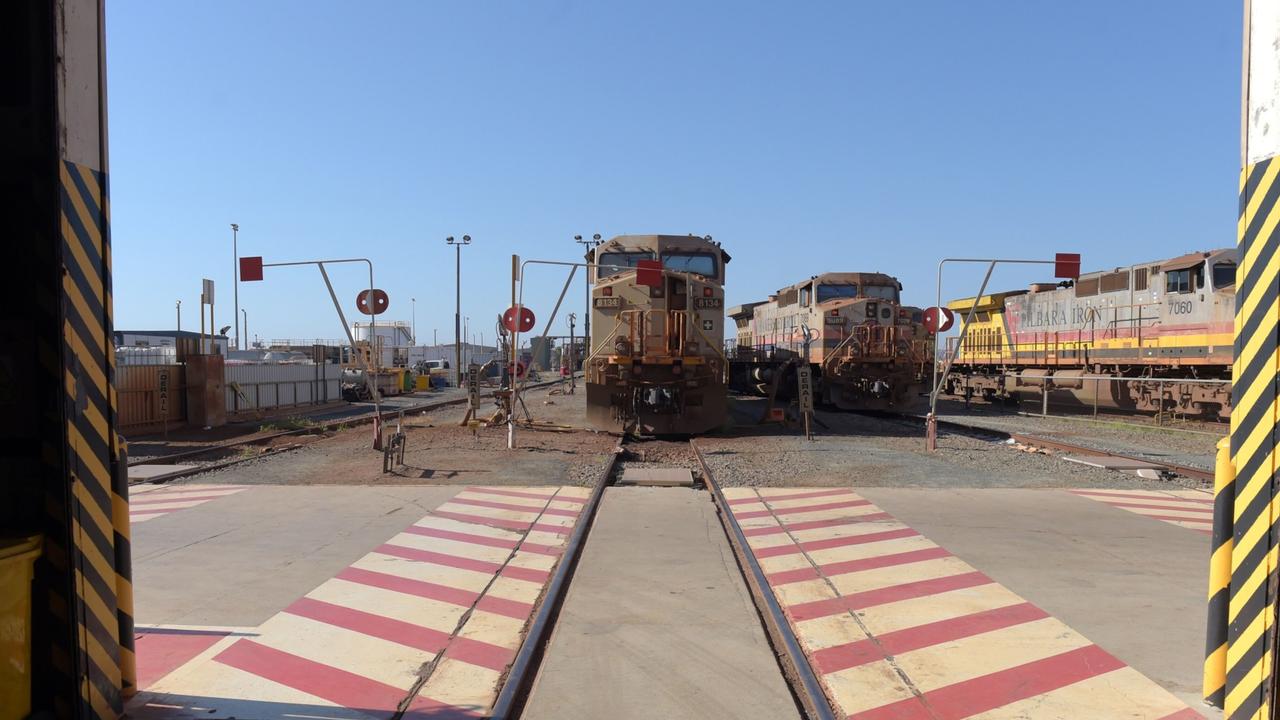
<box><xmin>734</xmin><ymin>498</ymin><xmax>872</xmax><ymax>520</ymax></box>
<box><xmin>285</xmin><ymin>597</ymin><xmax>513</xmax><ymax>672</ymax></box>
<box><xmin>431</xmin><ymin>509</ymin><xmax>572</xmax><ymax>535</ymax></box>
<box><xmin>448</xmin><ymin>494</ymin><xmax>581</xmax><ymax>517</ymax></box>
<box><xmin>754</xmin><ymin>527</ymin><xmax>920</xmax><ymax>559</ymax></box>
<box><xmin>811</xmin><ymin>601</ymin><xmax>1048</xmax><ymax>675</ymax></box>
<box><xmin>743</xmin><ymin>513</ymin><xmax>894</xmax><ymax>537</ymax></box>
<box><xmin>1071</xmin><ymin>488</ymin><xmax>1213</xmax><ymax>505</ymax></box>
<box><xmin>1068</xmin><ymin>489</ymin><xmax>1214</xmax><ymax>535</ymax></box>
<box><xmin>728</xmin><ymin>488</ymin><xmax>855</xmax><ymax>505</ymax></box>
<box><xmin>213</xmin><ymin>640</ymin><xmax>479</xmax><ymax>719</ymax></box>
<box><xmin>132</xmin><ymin>486</ymin><xmax>582</xmax><ymax>718</ymax></box>
<box><xmin>403</xmin><ymin>522</ymin><xmax>562</xmax><ymax>556</ymax></box>
<box><xmin>128</xmin><ymin>484</ymin><xmax>249</xmax><ymax>523</ymax></box>
<box><xmin>848</xmin><ymin>645</ymin><xmax>1126</xmax><ymax>720</ymax></box>
<box><xmin>464</xmin><ymin>486</ymin><xmax>586</xmax><ymax>504</ymax></box>
<box><xmin>375</xmin><ymin>543</ymin><xmax>551</xmax><ymax>584</ymax></box>
<box><xmin>722</xmin><ymin>487</ymin><xmax>1198</xmax><ymax>720</ymax></box>
<box><xmin>768</xmin><ymin>546</ymin><xmax>952</xmax><ymax>586</ymax></box>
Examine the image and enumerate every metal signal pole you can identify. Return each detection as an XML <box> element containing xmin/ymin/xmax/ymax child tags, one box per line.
<box><xmin>231</xmin><ymin>223</ymin><xmax>240</xmax><ymax>349</ymax></box>
<box><xmin>575</xmin><ymin>233</ymin><xmax>602</xmax><ymax>357</ymax></box>
<box><xmin>447</xmin><ymin>235</ymin><xmax>471</xmax><ymax>386</ymax></box>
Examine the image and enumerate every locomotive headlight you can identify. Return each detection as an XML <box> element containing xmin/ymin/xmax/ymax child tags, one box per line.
<box><xmin>602</xmin><ymin>287</ymin><xmax>612</xmax><ymax>296</ymax></box>
<box><xmin>703</xmin><ymin>287</ymin><xmax>713</xmax><ymax>297</ymax></box>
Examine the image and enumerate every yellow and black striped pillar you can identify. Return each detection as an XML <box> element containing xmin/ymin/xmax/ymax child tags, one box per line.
<box><xmin>1213</xmin><ymin>6</ymin><xmax>1280</xmax><ymax>717</ymax></box>
<box><xmin>1205</xmin><ymin>437</ymin><xmax>1236</xmax><ymax>707</ymax></box>
<box><xmin>1223</xmin><ymin>151</ymin><xmax>1280</xmax><ymax>720</ymax></box>
<box><xmin>62</xmin><ymin>156</ymin><xmax>126</xmax><ymax>716</ymax></box>
<box><xmin>8</xmin><ymin>1</ymin><xmax>129</xmax><ymax>717</ymax></box>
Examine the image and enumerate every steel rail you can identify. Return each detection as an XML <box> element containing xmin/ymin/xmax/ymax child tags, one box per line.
<box><xmin>691</xmin><ymin>439</ymin><xmax>838</xmax><ymax>720</ymax></box>
<box><xmin>488</xmin><ymin>446</ymin><xmax>620</xmax><ymax>719</ymax></box>
<box><xmin>1003</xmin><ymin>431</ymin><xmax>1215</xmax><ymax>482</ymax></box>
<box><xmin>875</xmin><ymin>411</ymin><xmax>1216</xmax><ymax>482</ymax></box>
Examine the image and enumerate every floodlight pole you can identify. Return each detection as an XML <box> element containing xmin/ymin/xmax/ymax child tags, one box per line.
<box><xmin>927</xmin><ymin>257</ymin><xmax>1062</xmax><ymax>451</ymax></box>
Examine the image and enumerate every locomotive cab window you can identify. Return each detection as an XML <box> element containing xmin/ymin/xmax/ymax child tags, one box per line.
<box><xmin>1166</xmin><ymin>265</ymin><xmax>1201</xmax><ymax>294</ymax></box>
<box><xmin>661</xmin><ymin>251</ymin><xmax>718</xmax><ymax>278</ymax></box>
<box><xmin>800</xmin><ymin>285</ymin><xmax>812</xmax><ymax>307</ymax></box>
<box><xmin>1212</xmin><ymin>261</ymin><xmax>1237</xmax><ymax>290</ymax></box>
<box><xmin>816</xmin><ymin>283</ymin><xmax>858</xmax><ymax>302</ymax></box>
<box><xmin>864</xmin><ymin>285</ymin><xmax>899</xmax><ymax>301</ymax></box>
<box><xmin>598</xmin><ymin>251</ymin><xmax>655</xmax><ymax>277</ymax></box>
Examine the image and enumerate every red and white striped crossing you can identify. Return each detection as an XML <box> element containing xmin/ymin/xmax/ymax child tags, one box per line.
<box><xmin>1068</xmin><ymin>488</ymin><xmax>1214</xmax><ymax>534</ymax></box>
<box><xmin>128</xmin><ymin>483</ymin><xmax>250</xmax><ymax>523</ymax></box>
<box><xmin>129</xmin><ymin>485</ymin><xmax>590</xmax><ymax>719</ymax></box>
<box><xmin>723</xmin><ymin>487</ymin><xmax>1201</xmax><ymax>720</ymax></box>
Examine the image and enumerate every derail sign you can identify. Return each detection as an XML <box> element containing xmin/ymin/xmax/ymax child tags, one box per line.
<box><xmin>240</xmin><ymin>256</ymin><xmax>264</xmax><ymax>282</ymax></box>
<box><xmin>1054</xmin><ymin>253</ymin><xmax>1081</xmax><ymax>280</ymax></box>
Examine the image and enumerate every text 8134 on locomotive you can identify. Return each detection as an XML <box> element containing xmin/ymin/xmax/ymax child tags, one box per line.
<box><xmin>585</xmin><ymin>234</ymin><xmax>730</xmax><ymax>435</ymax></box>
<box><xmin>729</xmin><ymin>272</ymin><xmax>931</xmax><ymax>410</ymax></box>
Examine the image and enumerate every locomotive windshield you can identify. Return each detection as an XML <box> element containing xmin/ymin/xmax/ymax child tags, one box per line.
<box><xmin>597</xmin><ymin>250</ymin><xmax>655</xmax><ymax>274</ymax></box>
<box><xmin>817</xmin><ymin>283</ymin><xmax>858</xmax><ymax>302</ymax></box>
<box><xmin>661</xmin><ymin>251</ymin><xmax>718</xmax><ymax>278</ymax></box>
<box><xmin>1213</xmin><ymin>261</ymin><xmax>1237</xmax><ymax>289</ymax></box>
<box><xmin>864</xmin><ymin>285</ymin><xmax>899</xmax><ymax>301</ymax></box>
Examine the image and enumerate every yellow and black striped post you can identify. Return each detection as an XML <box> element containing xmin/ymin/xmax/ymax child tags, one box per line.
<box><xmin>62</xmin><ymin>157</ymin><xmax>125</xmax><ymax>717</ymax></box>
<box><xmin>1205</xmin><ymin>437</ymin><xmax>1235</xmax><ymax>706</ymax></box>
<box><xmin>1217</xmin><ymin>7</ymin><xmax>1280</xmax><ymax>717</ymax></box>
<box><xmin>112</xmin><ymin>435</ymin><xmax>136</xmax><ymax>698</ymax></box>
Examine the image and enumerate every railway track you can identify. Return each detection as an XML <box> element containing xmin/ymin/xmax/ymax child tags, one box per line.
<box><xmin>488</xmin><ymin>438</ymin><xmax>837</xmax><ymax>720</ymax></box>
<box><xmin>884</xmin><ymin>411</ymin><xmax>1216</xmax><ymax>482</ymax></box>
<box><xmin>692</xmin><ymin>439</ymin><xmax>838</xmax><ymax>720</ymax></box>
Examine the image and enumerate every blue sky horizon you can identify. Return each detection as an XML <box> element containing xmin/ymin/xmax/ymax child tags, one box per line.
<box><xmin>107</xmin><ymin>2</ymin><xmax>1242</xmax><ymax>344</ymax></box>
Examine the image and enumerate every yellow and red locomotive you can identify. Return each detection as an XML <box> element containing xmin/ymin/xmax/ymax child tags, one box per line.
<box><xmin>945</xmin><ymin>248</ymin><xmax>1237</xmax><ymax>417</ymax></box>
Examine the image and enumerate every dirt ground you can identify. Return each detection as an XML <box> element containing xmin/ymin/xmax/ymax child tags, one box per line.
<box><xmin>156</xmin><ymin>385</ymin><xmax>1213</xmax><ymax>493</ymax></box>
<box><xmin>188</xmin><ymin>383</ymin><xmax>617</xmax><ymax>487</ymax></box>
<box><xmin>700</xmin><ymin>397</ymin><xmax>1213</xmax><ymax>490</ymax></box>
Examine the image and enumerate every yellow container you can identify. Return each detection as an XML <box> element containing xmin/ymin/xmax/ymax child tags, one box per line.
<box><xmin>0</xmin><ymin>536</ymin><xmax>41</xmax><ymax>720</ymax></box>
<box><xmin>415</xmin><ymin>374</ymin><xmax>432</xmax><ymax>391</ymax></box>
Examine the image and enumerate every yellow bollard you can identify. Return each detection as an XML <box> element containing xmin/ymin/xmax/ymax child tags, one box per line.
<box><xmin>1203</xmin><ymin>436</ymin><xmax>1233</xmax><ymax>707</ymax></box>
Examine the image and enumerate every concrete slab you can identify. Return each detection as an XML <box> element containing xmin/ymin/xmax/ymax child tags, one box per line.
<box><xmin>722</xmin><ymin>487</ymin><xmax>1196</xmax><ymax>720</ymax></box>
<box><xmin>523</xmin><ymin>487</ymin><xmax>800</xmax><ymax>720</ymax></box>
<box><xmin>130</xmin><ymin>486</ymin><xmax>592</xmax><ymax>719</ymax></box>
<box><xmin>618</xmin><ymin>467</ymin><xmax>695</xmax><ymax>487</ymax></box>
<box><xmin>129</xmin><ymin>463</ymin><xmax>203</xmax><ymax>481</ymax></box>
<box><xmin>856</xmin><ymin>487</ymin><xmax>1217</xmax><ymax>713</ymax></box>
<box><xmin>132</xmin><ymin>484</ymin><xmax>463</xmax><ymax>628</ymax></box>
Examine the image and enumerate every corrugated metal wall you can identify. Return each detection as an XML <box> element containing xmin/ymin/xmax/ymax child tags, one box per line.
<box><xmin>116</xmin><ymin>364</ymin><xmax>185</xmax><ymax>433</ymax></box>
<box><xmin>225</xmin><ymin>363</ymin><xmax>338</xmax><ymax>413</ymax></box>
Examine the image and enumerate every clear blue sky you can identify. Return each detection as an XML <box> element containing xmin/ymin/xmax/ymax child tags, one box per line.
<box><xmin>106</xmin><ymin>2</ymin><xmax>1242</xmax><ymax>344</ymax></box>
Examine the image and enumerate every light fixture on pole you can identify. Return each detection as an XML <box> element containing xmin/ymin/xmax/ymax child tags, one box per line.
<box><xmin>411</xmin><ymin>297</ymin><xmax>416</xmax><ymax>346</ymax></box>
<box><xmin>176</xmin><ymin>299</ymin><xmax>181</xmax><ymax>331</ymax></box>
<box><xmin>231</xmin><ymin>223</ymin><xmax>241</xmax><ymax>350</ymax></box>
<box><xmin>575</xmin><ymin>233</ymin><xmax>602</xmax><ymax>355</ymax></box>
<box><xmin>446</xmin><ymin>235</ymin><xmax>472</xmax><ymax>386</ymax></box>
